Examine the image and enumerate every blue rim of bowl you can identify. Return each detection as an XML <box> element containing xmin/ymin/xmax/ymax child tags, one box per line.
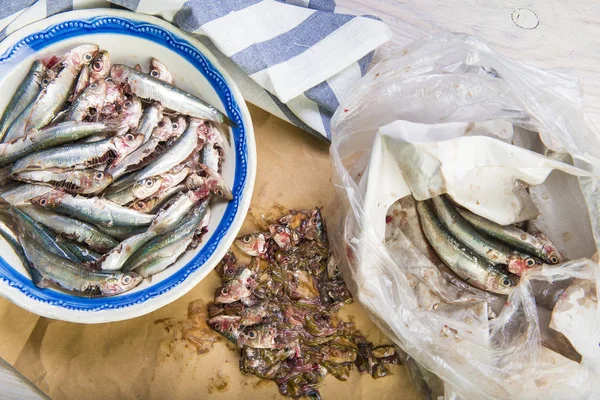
<box><xmin>0</xmin><ymin>15</ymin><xmax>247</xmax><ymax>311</ymax></box>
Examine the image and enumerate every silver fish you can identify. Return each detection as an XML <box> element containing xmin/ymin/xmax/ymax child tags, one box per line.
<box><xmin>66</xmin><ymin>79</ymin><xmax>107</xmax><ymax>121</ymax></box>
<box><xmin>431</xmin><ymin>196</ymin><xmax>542</xmax><ymax>276</ymax></box>
<box><xmin>19</xmin><ymin>231</ymin><xmax>142</xmax><ymax>295</ymax></box>
<box><xmin>130</xmin><ymin>237</ymin><xmax>191</xmax><ymax>278</ymax></box>
<box><xmin>11</xmin><ymin>132</ymin><xmax>143</xmax><ymax>173</ymax></box>
<box><xmin>27</xmin><ymin>44</ymin><xmax>99</xmax><ymax>131</ymax></box>
<box><xmin>0</xmin><ymin>120</ymin><xmax>120</xmax><ymax>166</ymax></box>
<box><xmin>0</xmin><ymin>184</ymin><xmax>51</xmax><ymax>206</ymax></box>
<box><xmin>106</xmin><ymin>116</ymin><xmax>173</xmax><ymax>180</ymax></box>
<box><xmin>132</xmin><ymin>176</ymin><xmax>163</xmax><ymax>200</ymax></box>
<box><xmin>13</xmin><ymin>168</ymin><xmax>113</xmax><ymax>195</ymax></box>
<box><xmin>110</xmin><ymin>64</ymin><xmax>234</xmax><ymax>126</ymax></box>
<box><xmin>137</xmin><ymin>102</ymin><xmax>163</xmax><ymax>142</ymax></box>
<box><xmin>125</xmin><ymin>200</ymin><xmax>210</xmax><ymax>272</ymax></box>
<box><xmin>457</xmin><ymin>207</ymin><xmax>563</xmax><ymax>265</ymax></box>
<box><xmin>108</xmin><ymin>118</ymin><xmax>202</xmax><ymax>192</ymax></box>
<box><xmin>11</xmin><ymin>206</ymin><xmax>79</xmax><ymax>262</ymax></box>
<box><xmin>0</xmin><ymin>61</ymin><xmax>46</xmax><ymax>142</ymax></box>
<box><xmin>416</xmin><ymin>201</ymin><xmax>518</xmax><ymax>295</ymax></box>
<box><xmin>149</xmin><ymin>58</ymin><xmax>174</xmax><ymax>84</ymax></box>
<box><xmin>18</xmin><ymin>205</ymin><xmax>118</xmax><ymax>253</ymax></box>
<box><xmin>31</xmin><ymin>190</ymin><xmax>155</xmax><ymax>227</ymax></box>
<box><xmin>3</xmin><ymin>101</ymin><xmax>35</xmax><ymax>143</ymax></box>
<box><xmin>69</xmin><ymin>65</ymin><xmax>90</xmax><ymax>102</ymax></box>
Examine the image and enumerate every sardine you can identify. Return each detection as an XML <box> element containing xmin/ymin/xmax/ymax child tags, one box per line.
<box><xmin>457</xmin><ymin>207</ymin><xmax>563</xmax><ymax>265</ymax></box>
<box><xmin>269</xmin><ymin>224</ymin><xmax>301</xmax><ymax>250</ymax></box>
<box><xmin>110</xmin><ymin>94</ymin><xmax>142</xmax><ymax>135</ymax></box>
<box><xmin>137</xmin><ymin>102</ymin><xmax>163</xmax><ymax>142</ymax></box>
<box><xmin>3</xmin><ymin>102</ymin><xmax>35</xmax><ymax>143</ymax></box>
<box><xmin>99</xmin><ymin>190</ymin><xmax>208</xmax><ymax>271</ymax></box>
<box><xmin>12</xmin><ymin>132</ymin><xmax>143</xmax><ymax>173</ymax></box>
<box><xmin>19</xmin><ymin>231</ymin><xmax>142</xmax><ymax>295</ymax></box>
<box><xmin>208</xmin><ymin>315</ymin><xmax>241</xmax><ymax>343</ymax></box>
<box><xmin>69</xmin><ymin>65</ymin><xmax>90</xmax><ymax>102</ymax></box>
<box><xmin>416</xmin><ymin>201</ymin><xmax>518</xmax><ymax>295</ymax></box>
<box><xmin>19</xmin><ymin>205</ymin><xmax>118</xmax><ymax>252</ymax></box>
<box><xmin>108</xmin><ymin>118</ymin><xmax>202</xmax><ymax>192</ymax></box>
<box><xmin>132</xmin><ymin>177</ymin><xmax>163</xmax><ymax>200</ymax></box>
<box><xmin>129</xmin><ymin>183</ymin><xmax>186</xmax><ymax>214</ymax></box>
<box><xmin>60</xmin><ymin>241</ymin><xmax>101</xmax><ymax>263</ymax></box>
<box><xmin>31</xmin><ymin>190</ymin><xmax>155</xmax><ymax>227</ymax></box>
<box><xmin>0</xmin><ymin>61</ymin><xmax>46</xmax><ymax>142</ymax></box>
<box><xmin>11</xmin><ymin>207</ymin><xmax>79</xmax><ymax>262</ymax></box>
<box><xmin>187</xmin><ymin>164</ymin><xmax>233</xmax><ymax>200</ymax></box>
<box><xmin>237</xmin><ymin>324</ymin><xmax>277</xmax><ymax>349</ymax></box>
<box><xmin>149</xmin><ymin>58</ymin><xmax>174</xmax><ymax>84</ymax></box>
<box><xmin>431</xmin><ymin>196</ymin><xmax>542</xmax><ymax>276</ymax></box>
<box><xmin>66</xmin><ymin>79</ymin><xmax>107</xmax><ymax>121</ymax></box>
<box><xmin>13</xmin><ymin>168</ymin><xmax>113</xmax><ymax>195</ymax></box>
<box><xmin>129</xmin><ymin>237</ymin><xmax>191</xmax><ymax>278</ymax></box>
<box><xmin>110</xmin><ymin>65</ymin><xmax>234</xmax><ymax>126</ymax></box>
<box><xmin>89</xmin><ymin>50</ymin><xmax>111</xmax><ymax>81</ymax></box>
<box><xmin>0</xmin><ymin>184</ymin><xmax>51</xmax><ymax>206</ymax></box>
<box><xmin>0</xmin><ymin>120</ymin><xmax>120</xmax><ymax>166</ymax></box>
<box><xmin>27</xmin><ymin>45</ymin><xmax>99</xmax><ymax>131</ymax></box>
<box><xmin>106</xmin><ymin>116</ymin><xmax>173</xmax><ymax>180</ymax></box>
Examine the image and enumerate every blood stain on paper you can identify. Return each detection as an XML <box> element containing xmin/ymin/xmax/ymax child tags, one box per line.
<box><xmin>207</xmin><ymin>371</ymin><xmax>230</xmax><ymax>394</ymax></box>
<box><xmin>155</xmin><ymin>299</ymin><xmax>221</xmax><ymax>358</ymax></box>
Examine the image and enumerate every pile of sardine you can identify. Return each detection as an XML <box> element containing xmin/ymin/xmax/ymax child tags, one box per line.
<box><xmin>0</xmin><ymin>44</ymin><xmax>234</xmax><ymax>296</ymax></box>
<box><xmin>209</xmin><ymin>209</ymin><xmax>400</xmax><ymax>400</ymax></box>
<box><xmin>416</xmin><ymin>196</ymin><xmax>563</xmax><ymax>295</ymax></box>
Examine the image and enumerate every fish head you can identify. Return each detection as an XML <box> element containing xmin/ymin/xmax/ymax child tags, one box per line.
<box><xmin>322</xmin><ymin>345</ymin><xmax>357</xmax><ymax>363</ymax></box>
<box><xmin>208</xmin><ymin>315</ymin><xmax>241</xmax><ymax>342</ymax></box>
<box><xmin>149</xmin><ymin>58</ymin><xmax>175</xmax><ymax>84</ymax></box>
<box><xmin>130</xmin><ymin>198</ymin><xmax>156</xmax><ymax>213</ymax></box>
<box><xmin>109</xmin><ymin>64</ymin><xmax>130</xmax><ymax>85</ymax></box>
<box><xmin>132</xmin><ymin>177</ymin><xmax>163</xmax><ymax>200</ymax></box>
<box><xmin>490</xmin><ymin>270</ymin><xmax>519</xmax><ymax>295</ymax></box>
<box><xmin>238</xmin><ymin>325</ymin><xmax>277</xmax><ymax>349</ymax></box>
<box><xmin>172</xmin><ymin>116</ymin><xmax>187</xmax><ymax>137</ymax></box>
<box><xmin>152</xmin><ymin>116</ymin><xmax>173</xmax><ymax>141</ymax></box>
<box><xmin>103</xmin><ymin>272</ymin><xmax>143</xmax><ymax>295</ymax></box>
<box><xmin>113</xmin><ymin>132</ymin><xmax>144</xmax><ymax>160</ymax></box>
<box><xmin>303</xmin><ymin>208</ymin><xmax>325</xmax><ymax>242</ymax></box>
<box><xmin>215</xmin><ymin>268</ymin><xmax>256</xmax><ymax>303</ymax></box>
<box><xmin>83</xmin><ymin>79</ymin><xmax>108</xmax><ymax>104</ymax></box>
<box><xmin>90</xmin><ymin>50</ymin><xmax>111</xmax><ymax>80</ymax></box>
<box><xmin>66</xmin><ymin>44</ymin><xmax>99</xmax><ymax>70</ymax></box>
<box><xmin>31</xmin><ymin>190</ymin><xmax>65</xmax><ymax>210</ymax></box>
<box><xmin>507</xmin><ymin>254</ymin><xmax>543</xmax><ymax>276</ymax></box>
<box><xmin>234</xmin><ymin>233</ymin><xmax>269</xmax><ymax>257</ymax></box>
<box><xmin>269</xmin><ymin>224</ymin><xmax>301</xmax><ymax>250</ymax></box>
<box><xmin>199</xmin><ymin>165</ymin><xmax>233</xmax><ymax>200</ymax></box>
<box><xmin>119</xmin><ymin>95</ymin><xmax>143</xmax><ymax>128</ymax></box>
<box><xmin>537</xmin><ymin>233</ymin><xmax>563</xmax><ymax>264</ymax></box>
<box><xmin>82</xmin><ymin>170</ymin><xmax>113</xmax><ymax>193</ymax></box>
<box><xmin>216</xmin><ymin>252</ymin><xmax>240</xmax><ymax>281</ymax></box>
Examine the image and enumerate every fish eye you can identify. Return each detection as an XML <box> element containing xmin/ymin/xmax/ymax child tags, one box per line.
<box><xmin>92</xmin><ymin>60</ymin><xmax>103</xmax><ymax>71</ymax></box>
<box><xmin>226</xmin><ymin>267</ymin><xmax>235</xmax><ymax>274</ymax></box>
<box><xmin>550</xmin><ymin>255</ymin><xmax>559</xmax><ymax>264</ymax></box>
<box><xmin>94</xmin><ymin>172</ymin><xmax>104</xmax><ymax>180</ymax></box>
<box><xmin>215</xmin><ymin>189</ymin><xmax>224</xmax><ymax>197</ymax></box>
<box><xmin>172</xmin><ymin>123</ymin><xmax>178</xmax><ymax>130</ymax></box>
<box><xmin>39</xmin><ymin>198</ymin><xmax>47</xmax><ymax>206</ymax></box>
<box><xmin>90</xmin><ymin>83</ymin><xmax>98</xmax><ymax>89</ymax></box>
<box><xmin>158</xmin><ymin>121</ymin><xmax>165</xmax><ymax>128</ymax></box>
<box><xmin>248</xmin><ymin>330</ymin><xmax>257</xmax><ymax>339</ymax></box>
<box><xmin>41</xmin><ymin>78</ymin><xmax>50</xmax><ymax>86</ymax></box>
<box><xmin>242</xmin><ymin>235</ymin><xmax>252</xmax><ymax>243</ymax></box>
<box><xmin>502</xmin><ymin>278</ymin><xmax>512</xmax><ymax>287</ymax></box>
<box><xmin>136</xmin><ymin>201</ymin><xmax>146</xmax><ymax>209</ymax></box>
<box><xmin>311</xmin><ymin>217</ymin><xmax>318</xmax><ymax>224</ymax></box>
<box><xmin>125</xmin><ymin>133</ymin><xmax>135</xmax><ymax>141</ymax></box>
<box><xmin>105</xmin><ymin>77</ymin><xmax>113</xmax><ymax>82</ymax></box>
<box><xmin>150</xmin><ymin>69</ymin><xmax>160</xmax><ymax>78</ymax></box>
<box><xmin>84</xmin><ymin>53</ymin><xmax>93</xmax><ymax>61</ymax></box>
<box><xmin>123</xmin><ymin>100</ymin><xmax>132</xmax><ymax>109</ymax></box>
<box><xmin>144</xmin><ymin>179</ymin><xmax>154</xmax><ymax>187</ymax></box>
<box><xmin>221</xmin><ymin>287</ymin><xmax>229</xmax><ymax>295</ymax></box>
<box><xmin>214</xmin><ymin>323</ymin><xmax>221</xmax><ymax>330</ymax></box>
<box><xmin>122</xmin><ymin>275</ymin><xmax>132</xmax><ymax>285</ymax></box>
<box><xmin>526</xmin><ymin>258</ymin><xmax>536</xmax><ymax>267</ymax></box>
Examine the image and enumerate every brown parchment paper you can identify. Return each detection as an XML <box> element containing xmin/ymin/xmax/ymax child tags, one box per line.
<box><xmin>0</xmin><ymin>105</ymin><xmax>420</xmax><ymax>400</ymax></box>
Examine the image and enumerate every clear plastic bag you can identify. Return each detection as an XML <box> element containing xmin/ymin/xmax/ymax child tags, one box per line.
<box><xmin>328</xmin><ymin>33</ymin><xmax>600</xmax><ymax>399</ymax></box>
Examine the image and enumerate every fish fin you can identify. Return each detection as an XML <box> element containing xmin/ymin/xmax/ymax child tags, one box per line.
<box><xmin>29</xmin><ymin>267</ymin><xmax>48</xmax><ymax>288</ymax></box>
<box><xmin>134</xmin><ymin>64</ymin><xmax>142</xmax><ymax>72</ymax></box>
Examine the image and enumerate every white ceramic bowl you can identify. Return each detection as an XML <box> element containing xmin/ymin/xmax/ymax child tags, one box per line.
<box><xmin>0</xmin><ymin>10</ymin><xmax>256</xmax><ymax>323</ymax></box>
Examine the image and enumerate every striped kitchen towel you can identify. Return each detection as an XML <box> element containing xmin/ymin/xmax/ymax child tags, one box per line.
<box><xmin>0</xmin><ymin>0</ymin><xmax>391</xmax><ymax>140</ymax></box>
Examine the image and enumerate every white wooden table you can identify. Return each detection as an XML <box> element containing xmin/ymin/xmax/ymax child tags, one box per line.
<box><xmin>338</xmin><ymin>0</ymin><xmax>600</xmax><ymax>130</ymax></box>
<box><xmin>2</xmin><ymin>1</ymin><xmax>598</xmax><ymax>398</ymax></box>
